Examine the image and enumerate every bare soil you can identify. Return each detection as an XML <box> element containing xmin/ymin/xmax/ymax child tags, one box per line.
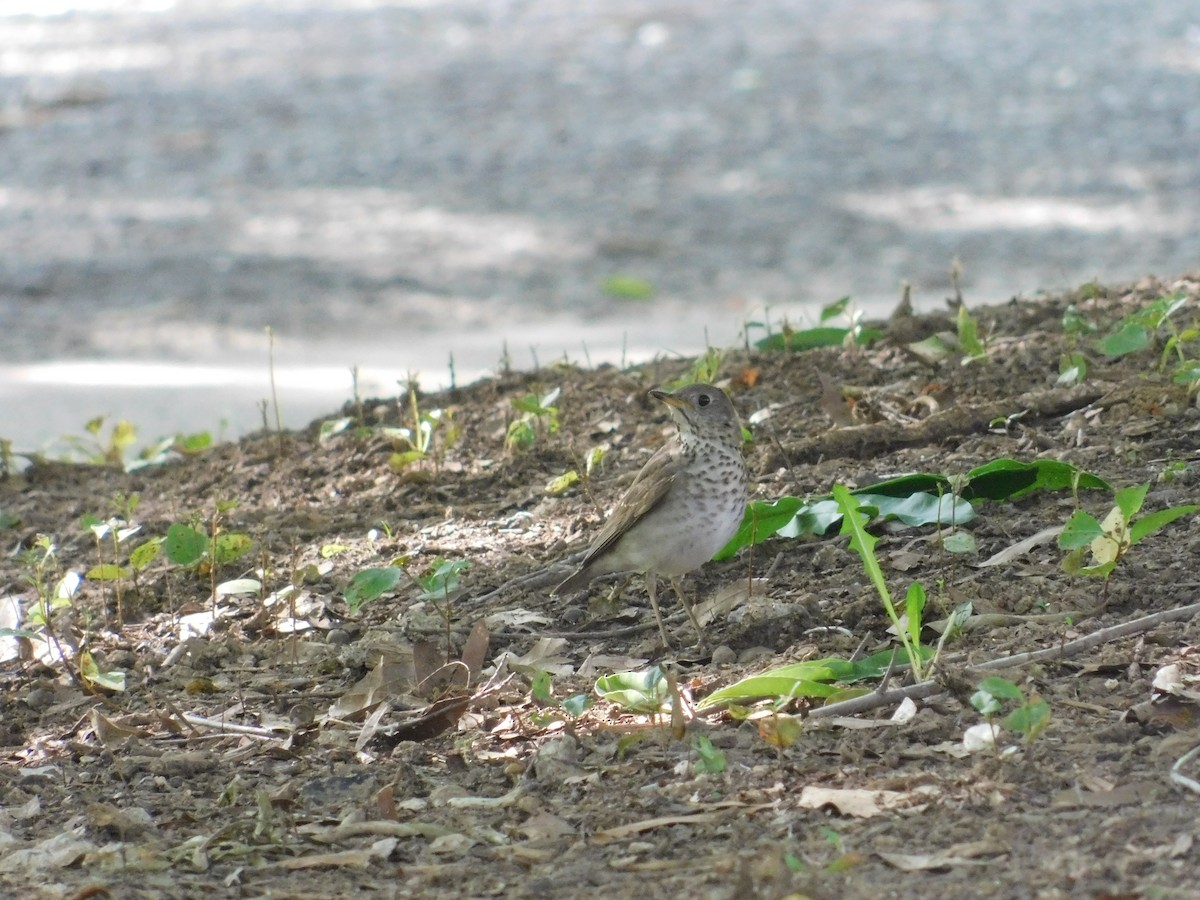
<box><xmin>2</xmin><ymin>278</ymin><xmax>1200</xmax><ymax>899</ymax></box>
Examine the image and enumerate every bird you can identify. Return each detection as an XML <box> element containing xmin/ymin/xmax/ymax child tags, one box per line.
<box><xmin>552</xmin><ymin>383</ymin><xmax>748</xmax><ymax>647</ymax></box>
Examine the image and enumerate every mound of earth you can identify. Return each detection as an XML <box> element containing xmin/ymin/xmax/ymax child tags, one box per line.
<box><xmin>2</xmin><ymin>276</ymin><xmax>1199</xmax><ymax>898</ymax></box>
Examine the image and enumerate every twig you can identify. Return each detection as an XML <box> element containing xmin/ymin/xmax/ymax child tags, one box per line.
<box><xmin>179</xmin><ymin>712</ymin><xmax>287</xmax><ymax>740</ymax></box>
<box><xmin>1169</xmin><ymin>742</ymin><xmax>1200</xmax><ymax>796</ymax></box>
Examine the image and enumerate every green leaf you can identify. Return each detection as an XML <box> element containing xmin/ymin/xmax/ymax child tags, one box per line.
<box><xmin>820</xmin><ymin>296</ymin><xmax>852</xmax><ymax>322</ymax></box>
<box><xmin>164</xmin><ymin>523</ymin><xmax>208</xmax><ymax>566</ymax></box>
<box><xmin>1061</xmin><ymin>304</ymin><xmax>1095</xmax><ymax>336</ymax></box>
<box><xmin>1058</xmin><ymin>510</ymin><xmax>1104</xmax><ymax>549</ymax></box>
<box><xmin>755</xmin><ymin>326</ymin><xmax>850</xmax><ymax>352</ymax></box>
<box><xmin>852</xmin><ymin>491</ymin><xmax>975</xmax><ymax>527</ymax></box>
<box><xmin>970</xmin><ymin>688</ymin><xmax>1002</xmax><ymax>716</ymax></box>
<box><xmin>595</xmin><ymin>666</ymin><xmax>670</xmax><ymax>713</ymax></box>
<box><xmin>833</xmin><ymin>485</ymin><xmax>890</xmax><ymax>614</ymax></box>
<box><xmin>1128</xmin><ymin>504</ymin><xmax>1199</xmax><ymax>546</ymax></box>
<box><xmin>601</xmin><ymin>275</ymin><xmax>654</xmax><ymax>300</ymax></box>
<box><xmin>416</xmin><ymin>558</ymin><xmax>470</xmax><ymax>600</ymax></box>
<box><xmin>388</xmin><ymin>449</ymin><xmax>426</xmax><ymax>471</ymax></box>
<box><xmin>905</xmin><ymin>583</ymin><xmax>926</xmax><ymax>646</ymax></box>
<box><xmin>129</xmin><ymin>538</ymin><xmax>162</xmax><ymax>571</ymax></box>
<box><xmin>964</xmin><ymin>458</ymin><xmax>1109</xmax><ymax>500</ymax></box>
<box><xmin>174</xmin><ymin>431</ymin><xmax>213</xmax><ymax>454</ymax></box>
<box><xmin>561</xmin><ymin>694</ymin><xmax>592</xmax><ymax>717</ymax></box>
<box><xmin>85</xmin><ymin>564</ymin><xmax>133</xmax><ymax>581</ymax></box>
<box><xmin>530</xmin><ymin>670</ymin><xmax>554</xmax><ymax>705</ymax></box>
<box><xmin>79</xmin><ymin>650</ymin><xmax>125</xmax><ymax>692</ymax></box>
<box><xmin>1113</xmin><ymin>483</ymin><xmax>1149</xmax><ymax>523</ymax></box>
<box><xmin>1097</xmin><ymin>322</ymin><xmax>1149</xmax><ymax>357</ymax></box>
<box><xmin>693</xmin><ymin>735</ymin><xmax>727</xmax><ymax>774</ymax></box>
<box><xmin>942</xmin><ymin>531</ymin><xmax>977</xmax><ymax>553</ymax></box>
<box><xmin>957</xmin><ymin>304</ymin><xmax>985</xmax><ymax>358</ymax></box>
<box><xmin>212</xmin><ymin>533</ymin><xmax>253</xmax><ymax>566</ymax></box>
<box><xmin>1004</xmin><ymin>698</ymin><xmax>1051</xmax><ymax>738</ymax></box>
<box><xmin>697</xmin><ymin>648</ymin><xmax>932</xmax><ymax>709</ymax></box>
<box><xmin>714</xmin><ymin>497</ymin><xmax>804</xmax><ymax>560</ymax></box>
<box><xmin>344</xmin><ymin>567</ymin><xmax>404</xmax><ymax>611</ymax></box>
<box><xmin>545</xmin><ymin>470</ymin><xmax>580</xmax><ymax>495</ymax></box>
<box><xmin>1173</xmin><ymin>360</ymin><xmax>1200</xmax><ymax>384</ymax></box>
<box><xmin>977</xmin><ymin>676</ymin><xmax>1024</xmax><ymax>702</ymax></box>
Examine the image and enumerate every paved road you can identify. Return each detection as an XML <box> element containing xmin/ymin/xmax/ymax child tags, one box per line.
<box><xmin>1</xmin><ymin>0</ymin><xmax>1198</xmax><ymax>451</ymax></box>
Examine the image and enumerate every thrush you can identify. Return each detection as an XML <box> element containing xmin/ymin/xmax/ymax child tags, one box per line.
<box><xmin>552</xmin><ymin>383</ymin><xmax>748</xmax><ymax>646</ymax></box>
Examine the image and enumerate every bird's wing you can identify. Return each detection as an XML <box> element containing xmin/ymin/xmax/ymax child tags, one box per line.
<box><xmin>579</xmin><ymin>444</ymin><xmax>679</xmax><ymax>567</ymax></box>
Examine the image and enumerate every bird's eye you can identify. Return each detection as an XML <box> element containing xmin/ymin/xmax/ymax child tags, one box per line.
<box><xmin>697</xmin><ymin>393</ymin><xmax>711</xmax><ymax>407</ymax></box>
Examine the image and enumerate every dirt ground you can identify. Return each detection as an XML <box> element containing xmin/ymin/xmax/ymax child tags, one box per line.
<box><xmin>2</xmin><ymin>279</ymin><xmax>1200</xmax><ymax>899</ymax></box>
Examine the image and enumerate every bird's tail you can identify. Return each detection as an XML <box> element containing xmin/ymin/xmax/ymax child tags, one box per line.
<box><xmin>551</xmin><ymin>567</ymin><xmax>591</xmax><ymax>597</ymax></box>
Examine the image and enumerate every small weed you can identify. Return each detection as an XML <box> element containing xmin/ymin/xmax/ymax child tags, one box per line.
<box><xmin>746</xmin><ymin>296</ymin><xmax>883</xmax><ymax>353</ymax></box>
<box><xmin>834</xmin><ymin>485</ymin><xmax>927</xmax><ymax>681</ymax></box>
<box><xmin>970</xmin><ymin>676</ymin><xmax>1050</xmax><ymax>748</ymax></box>
<box><xmin>164</xmin><ymin>501</ymin><xmax>254</xmax><ymax>608</ymax></box>
<box><xmin>955</xmin><ymin>304</ymin><xmax>987</xmax><ymax>360</ymax></box>
<box><xmin>1059</xmin><ymin>483</ymin><xmax>1198</xmax><ymax>602</ymax></box>
<box><xmin>506</xmin><ymin>387</ymin><xmax>561</xmax><ymax>451</ymax></box>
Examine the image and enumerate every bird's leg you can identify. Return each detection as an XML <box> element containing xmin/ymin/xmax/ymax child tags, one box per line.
<box><xmin>645</xmin><ymin>572</ymin><xmax>671</xmax><ymax>647</ymax></box>
<box><xmin>671</xmin><ymin>577</ymin><xmax>706</xmax><ymax>647</ymax></box>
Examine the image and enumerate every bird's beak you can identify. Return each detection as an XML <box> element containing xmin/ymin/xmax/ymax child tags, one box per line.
<box><xmin>649</xmin><ymin>388</ymin><xmax>687</xmax><ymax>409</ymax></box>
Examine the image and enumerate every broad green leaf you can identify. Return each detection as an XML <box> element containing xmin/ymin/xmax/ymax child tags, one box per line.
<box><xmin>416</xmin><ymin>558</ymin><xmax>470</xmax><ymax>600</ymax></box>
<box><xmin>1097</xmin><ymin>322</ymin><xmax>1149</xmax><ymax>357</ymax></box>
<box><xmin>344</xmin><ymin>567</ymin><xmax>404</xmax><ymax>611</ymax></box>
<box><xmin>853</xmin><ymin>491</ymin><xmax>975</xmax><ymax>527</ymax></box>
<box><xmin>820</xmin><ymin>296</ymin><xmax>852</xmax><ymax>322</ymax></box>
<box><xmin>714</xmin><ymin>497</ymin><xmax>804</xmax><ymax>560</ymax></box>
<box><xmin>964</xmin><ymin>458</ymin><xmax>1109</xmax><ymax>500</ymax></box>
<box><xmin>164</xmin><ymin>523</ymin><xmax>208</xmax><ymax>566</ymax></box>
<box><xmin>1113</xmin><ymin>483</ymin><xmax>1149</xmax><ymax>523</ymax></box>
<box><xmin>693</xmin><ymin>735</ymin><xmax>727</xmax><ymax>773</ymax></box>
<box><xmin>213</xmin><ymin>533</ymin><xmax>253</xmax><ymax>565</ymax></box>
<box><xmin>1004</xmin><ymin>698</ymin><xmax>1051</xmax><ymax>737</ymax></box>
<box><xmin>977</xmin><ymin>676</ymin><xmax>1024</xmax><ymax>702</ymax></box>
<box><xmin>1174</xmin><ymin>360</ymin><xmax>1200</xmax><ymax>384</ymax></box>
<box><xmin>561</xmin><ymin>694</ymin><xmax>592</xmax><ymax>717</ymax></box>
<box><xmin>85</xmin><ymin>564</ymin><xmax>133</xmax><ymax>581</ymax></box>
<box><xmin>1128</xmin><ymin>504</ymin><xmax>1200</xmax><ymax>546</ymax></box>
<box><xmin>755</xmin><ymin>326</ymin><xmax>849</xmax><ymax>352</ymax></box>
<box><xmin>595</xmin><ymin>667</ymin><xmax>669</xmax><ymax>713</ymax></box>
<box><xmin>129</xmin><ymin>539</ymin><xmax>162</xmax><ymax>570</ymax></box>
<box><xmin>1058</xmin><ymin>510</ymin><xmax>1104</xmax><ymax>550</ymax></box>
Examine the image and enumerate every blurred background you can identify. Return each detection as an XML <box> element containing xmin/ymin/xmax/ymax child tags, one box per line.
<box><xmin>1</xmin><ymin>0</ymin><xmax>1198</xmax><ymax>451</ymax></box>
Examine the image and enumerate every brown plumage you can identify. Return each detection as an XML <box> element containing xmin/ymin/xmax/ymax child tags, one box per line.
<box><xmin>553</xmin><ymin>383</ymin><xmax>748</xmax><ymax>646</ymax></box>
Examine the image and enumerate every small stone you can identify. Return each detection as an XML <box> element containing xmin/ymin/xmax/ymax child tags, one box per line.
<box><xmin>710</xmin><ymin>644</ymin><xmax>736</xmax><ymax>665</ymax></box>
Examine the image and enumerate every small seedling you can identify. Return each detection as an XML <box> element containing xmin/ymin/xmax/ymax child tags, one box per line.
<box><xmin>956</xmin><ymin>304</ymin><xmax>987</xmax><ymax>360</ymax></box>
<box><xmin>692</xmin><ymin>735</ymin><xmax>727</xmax><ymax>773</ymax></box>
<box><xmin>506</xmin><ymin>387</ymin><xmax>561</xmax><ymax>451</ymax></box>
<box><xmin>833</xmin><ymin>485</ymin><xmax>926</xmax><ymax>681</ymax></box>
<box><xmin>1059</xmin><ymin>483</ymin><xmax>1198</xmax><ymax>602</ymax></box>
<box><xmin>970</xmin><ymin>676</ymin><xmax>1050</xmax><ymax>748</ymax></box>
